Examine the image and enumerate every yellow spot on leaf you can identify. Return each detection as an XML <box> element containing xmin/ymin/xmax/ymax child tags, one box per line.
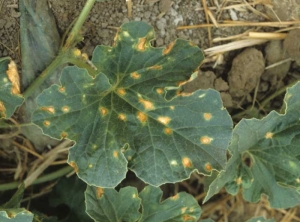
<box><xmin>123</xmin><ymin>31</ymin><xmax>130</xmax><ymax>37</ymax></box>
<box><xmin>43</xmin><ymin>120</ymin><xmax>50</xmax><ymax>127</ymax></box>
<box><xmin>203</xmin><ymin>113</ymin><xmax>212</xmax><ymax>121</ymax></box>
<box><xmin>205</xmin><ymin>163</ymin><xmax>212</xmax><ymax>172</ymax></box>
<box><xmin>100</xmin><ymin>107</ymin><xmax>108</xmax><ymax>116</ymax></box>
<box><xmin>61</xmin><ymin>132</ymin><xmax>67</xmax><ymax>138</ymax></box>
<box><xmin>89</xmin><ymin>164</ymin><xmax>93</xmax><ymax>168</ymax></box>
<box><xmin>170</xmin><ymin>160</ymin><xmax>177</xmax><ymax>166</ymax></box>
<box><xmin>139</xmin><ymin>98</ymin><xmax>154</xmax><ymax>110</ymax></box>
<box><xmin>113</xmin><ymin>151</ymin><xmax>118</xmax><ymax>158</ymax></box>
<box><xmin>62</xmin><ymin>106</ymin><xmax>70</xmax><ymax>113</ymax></box>
<box><xmin>137</xmin><ymin>111</ymin><xmax>147</xmax><ymax>123</ymax></box>
<box><xmin>170</xmin><ymin>106</ymin><xmax>175</xmax><ymax>110</ymax></box>
<box><xmin>164</xmin><ymin>127</ymin><xmax>172</xmax><ymax>135</ymax></box>
<box><xmin>265</xmin><ymin>132</ymin><xmax>273</xmax><ymax>139</ymax></box>
<box><xmin>296</xmin><ymin>178</ymin><xmax>300</xmax><ymax>183</ymax></box>
<box><xmin>156</xmin><ymin>88</ymin><xmax>164</xmax><ymax>94</ymax></box>
<box><xmin>137</xmin><ymin>37</ymin><xmax>147</xmax><ymax>51</ymax></box>
<box><xmin>180</xmin><ymin>92</ymin><xmax>192</xmax><ymax>97</ymax></box>
<box><xmin>132</xmin><ymin>194</ymin><xmax>137</xmax><ymax>198</ymax></box>
<box><xmin>198</xmin><ymin>94</ymin><xmax>206</xmax><ymax>98</ymax></box>
<box><xmin>236</xmin><ymin>177</ymin><xmax>242</xmax><ymax>185</ymax></box>
<box><xmin>0</xmin><ymin>101</ymin><xmax>6</xmax><ymax>118</ymax></box>
<box><xmin>147</xmin><ymin>65</ymin><xmax>162</xmax><ymax>70</ymax></box>
<box><xmin>200</xmin><ymin>136</ymin><xmax>213</xmax><ymax>144</ymax></box>
<box><xmin>6</xmin><ymin>60</ymin><xmax>20</xmax><ymax>94</ymax></box>
<box><xmin>69</xmin><ymin>161</ymin><xmax>78</xmax><ymax>173</ymax></box>
<box><xmin>181</xmin><ymin>207</ymin><xmax>187</xmax><ymax>213</ymax></box>
<box><xmin>117</xmin><ymin>88</ymin><xmax>126</xmax><ymax>96</ymax></box>
<box><xmin>170</xmin><ymin>193</ymin><xmax>179</xmax><ymax>200</ymax></box>
<box><xmin>41</xmin><ymin>106</ymin><xmax>55</xmax><ymax>114</ymax></box>
<box><xmin>127</xmin><ymin>156</ymin><xmax>132</xmax><ymax>161</ymax></box>
<box><xmin>58</xmin><ymin>87</ymin><xmax>65</xmax><ymax>93</ymax></box>
<box><xmin>157</xmin><ymin>116</ymin><xmax>171</xmax><ymax>125</ymax></box>
<box><xmin>182</xmin><ymin>157</ymin><xmax>192</xmax><ymax>168</ymax></box>
<box><xmin>182</xmin><ymin>215</ymin><xmax>195</xmax><ymax>221</ymax></box>
<box><xmin>163</xmin><ymin>41</ymin><xmax>175</xmax><ymax>55</ymax></box>
<box><xmin>131</xmin><ymin>72</ymin><xmax>141</xmax><ymax>79</ymax></box>
<box><xmin>96</xmin><ymin>187</ymin><xmax>104</xmax><ymax>199</ymax></box>
<box><xmin>92</xmin><ymin>144</ymin><xmax>97</xmax><ymax>150</ymax></box>
<box><xmin>118</xmin><ymin>113</ymin><xmax>127</xmax><ymax>121</ymax></box>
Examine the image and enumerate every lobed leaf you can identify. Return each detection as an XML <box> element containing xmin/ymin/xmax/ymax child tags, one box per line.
<box><xmin>0</xmin><ymin>57</ymin><xmax>24</xmax><ymax>118</ymax></box>
<box><xmin>33</xmin><ymin>21</ymin><xmax>232</xmax><ymax>188</ymax></box>
<box><xmin>204</xmin><ymin>81</ymin><xmax>300</xmax><ymax>208</ymax></box>
<box><xmin>85</xmin><ymin>186</ymin><xmax>141</xmax><ymax>222</ymax></box>
<box><xmin>139</xmin><ymin>186</ymin><xmax>201</xmax><ymax>222</ymax></box>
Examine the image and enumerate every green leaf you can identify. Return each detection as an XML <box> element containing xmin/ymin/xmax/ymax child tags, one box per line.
<box><xmin>1</xmin><ymin>184</ymin><xmax>25</xmax><ymax>209</ymax></box>
<box><xmin>246</xmin><ymin>216</ymin><xmax>275</xmax><ymax>222</ymax></box>
<box><xmin>139</xmin><ymin>186</ymin><xmax>201</xmax><ymax>222</ymax></box>
<box><xmin>204</xmin><ymin>81</ymin><xmax>300</xmax><ymax>208</ymax></box>
<box><xmin>33</xmin><ymin>21</ymin><xmax>232</xmax><ymax>187</ymax></box>
<box><xmin>50</xmin><ymin>176</ymin><xmax>93</xmax><ymax>222</ymax></box>
<box><xmin>0</xmin><ymin>209</ymin><xmax>33</xmax><ymax>222</ymax></box>
<box><xmin>85</xmin><ymin>186</ymin><xmax>141</xmax><ymax>222</ymax></box>
<box><xmin>0</xmin><ymin>57</ymin><xmax>24</xmax><ymax>118</ymax></box>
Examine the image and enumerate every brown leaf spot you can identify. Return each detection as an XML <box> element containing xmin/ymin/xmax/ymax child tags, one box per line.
<box><xmin>205</xmin><ymin>163</ymin><xmax>212</xmax><ymax>172</ymax></box>
<box><xmin>139</xmin><ymin>98</ymin><xmax>154</xmax><ymax>110</ymax></box>
<box><xmin>137</xmin><ymin>37</ymin><xmax>147</xmax><ymax>51</ymax></box>
<box><xmin>96</xmin><ymin>187</ymin><xmax>104</xmax><ymax>199</ymax></box>
<box><xmin>69</xmin><ymin>161</ymin><xmax>78</xmax><ymax>173</ymax></box>
<box><xmin>113</xmin><ymin>150</ymin><xmax>118</xmax><ymax>158</ymax></box>
<box><xmin>131</xmin><ymin>72</ymin><xmax>141</xmax><ymax>79</ymax></box>
<box><xmin>182</xmin><ymin>157</ymin><xmax>192</xmax><ymax>168</ymax></box>
<box><xmin>163</xmin><ymin>41</ymin><xmax>175</xmax><ymax>55</ymax></box>
<box><xmin>170</xmin><ymin>193</ymin><xmax>179</xmax><ymax>200</ymax></box>
<box><xmin>156</xmin><ymin>88</ymin><xmax>164</xmax><ymax>94</ymax></box>
<box><xmin>117</xmin><ymin>88</ymin><xmax>126</xmax><ymax>96</ymax></box>
<box><xmin>157</xmin><ymin>116</ymin><xmax>171</xmax><ymax>125</ymax></box>
<box><xmin>62</xmin><ymin>106</ymin><xmax>70</xmax><ymax>113</ymax></box>
<box><xmin>6</xmin><ymin>60</ymin><xmax>20</xmax><ymax>94</ymax></box>
<box><xmin>147</xmin><ymin>65</ymin><xmax>162</xmax><ymax>70</ymax></box>
<box><xmin>137</xmin><ymin>111</ymin><xmax>147</xmax><ymax>123</ymax></box>
<box><xmin>41</xmin><ymin>106</ymin><xmax>55</xmax><ymax>114</ymax></box>
<box><xmin>182</xmin><ymin>214</ymin><xmax>195</xmax><ymax>221</ymax></box>
<box><xmin>43</xmin><ymin>120</ymin><xmax>50</xmax><ymax>127</ymax></box>
<box><xmin>61</xmin><ymin>132</ymin><xmax>67</xmax><ymax>138</ymax></box>
<box><xmin>200</xmin><ymin>136</ymin><xmax>212</xmax><ymax>145</ymax></box>
<box><xmin>0</xmin><ymin>101</ymin><xmax>6</xmax><ymax>118</ymax></box>
<box><xmin>99</xmin><ymin>107</ymin><xmax>108</xmax><ymax>116</ymax></box>
<box><xmin>203</xmin><ymin>113</ymin><xmax>212</xmax><ymax>121</ymax></box>
<box><xmin>177</xmin><ymin>80</ymin><xmax>185</xmax><ymax>86</ymax></box>
<box><xmin>118</xmin><ymin>113</ymin><xmax>127</xmax><ymax>121</ymax></box>
<box><xmin>58</xmin><ymin>87</ymin><xmax>65</xmax><ymax>93</ymax></box>
<box><xmin>164</xmin><ymin>127</ymin><xmax>172</xmax><ymax>135</ymax></box>
<box><xmin>265</xmin><ymin>132</ymin><xmax>273</xmax><ymax>139</ymax></box>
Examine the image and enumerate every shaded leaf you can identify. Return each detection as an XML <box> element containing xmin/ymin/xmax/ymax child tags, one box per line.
<box><xmin>139</xmin><ymin>186</ymin><xmax>201</xmax><ymax>222</ymax></box>
<box><xmin>33</xmin><ymin>21</ymin><xmax>232</xmax><ymax>188</ymax></box>
<box><xmin>1</xmin><ymin>184</ymin><xmax>25</xmax><ymax>209</ymax></box>
<box><xmin>204</xmin><ymin>81</ymin><xmax>300</xmax><ymax>208</ymax></box>
<box><xmin>50</xmin><ymin>176</ymin><xmax>93</xmax><ymax>222</ymax></box>
<box><xmin>0</xmin><ymin>58</ymin><xmax>24</xmax><ymax>118</ymax></box>
<box><xmin>85</xmin><ymin>186</ymin><xmax>141</xmax><ymax>222</ymax></box>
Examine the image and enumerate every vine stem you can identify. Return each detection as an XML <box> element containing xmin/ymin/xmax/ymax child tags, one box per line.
<box><xmin>22</xmin><ymin>0</ymin><xmax>97</xmax><ymax>99</ymax></box>
<box><xmin>0</xmin><ymin>166</ymin><xmax>73</xmax><ymax>191</ymax></box>
<box><xmin>232</xmin><ymin>79</ymin><xmax>299</xmax><ymax>120</ymax></box>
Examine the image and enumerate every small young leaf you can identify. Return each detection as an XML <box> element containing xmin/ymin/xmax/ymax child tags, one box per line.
<box><xmin>33</xmin><ymin>21</ymin><xmax>232</xmax><ymax>188</ymax></box>
<box><xmin>85</xmin><ymin>186</ymin><xmax>141</xmax><ymax>222</ymax></box>
<box><xmin>204</xmin><ymin>81</ymin><xmax>300</xmax><ymax>208</ymax></box>
<box><xmin>139</xmin><ymin>186</ymin><xmax>201</xmax><ymax>222</ymax></box>
<box><xmin>0</xmin><ymin>209</ymin><xmax>34</xmax><ymax>222</ymax></box>
<box><xmin>0</xmin><ymin>57</ymin><xmax>24</xmax><ymax>118</ymax></box>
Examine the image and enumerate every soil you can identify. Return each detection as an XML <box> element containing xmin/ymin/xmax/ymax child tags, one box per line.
<box><xmin>1</xmin><ymin>0</ymin><xmax>300</xmax><ymax>221</ymax></box>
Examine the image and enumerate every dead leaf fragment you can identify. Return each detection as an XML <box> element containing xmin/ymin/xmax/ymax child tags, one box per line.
<box><xmin>6</xmin><ymin>60</ymin><xmax>20</xmax><ymax>94</ymax></box>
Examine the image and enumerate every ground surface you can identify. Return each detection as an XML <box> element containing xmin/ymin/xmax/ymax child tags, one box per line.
<box><xmin>0</xmin><ymin>0</ymin><xmax>300</xmax><ymax>221</ymax></box>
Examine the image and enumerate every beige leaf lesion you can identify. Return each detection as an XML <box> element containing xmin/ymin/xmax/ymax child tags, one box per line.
<box><xmin>6</xmin><ymin>60</ymin><xmax>20</xmax><ymax>95</ymax></box>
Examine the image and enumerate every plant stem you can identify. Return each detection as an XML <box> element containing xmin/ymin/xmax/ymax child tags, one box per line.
<box><xmin>64</xmin><ymin>0</ymin><xmax>96</xmax><ymax>49</ymax></box>
<box><xmin>232</xmin><ymin>79</ymin><xmax>300</xmax><ymax>120</ymax></box>
<box><xmin>0</xmin><ymin>166</ymin><xmax>73</xmax><ymax>191</ymax></box>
